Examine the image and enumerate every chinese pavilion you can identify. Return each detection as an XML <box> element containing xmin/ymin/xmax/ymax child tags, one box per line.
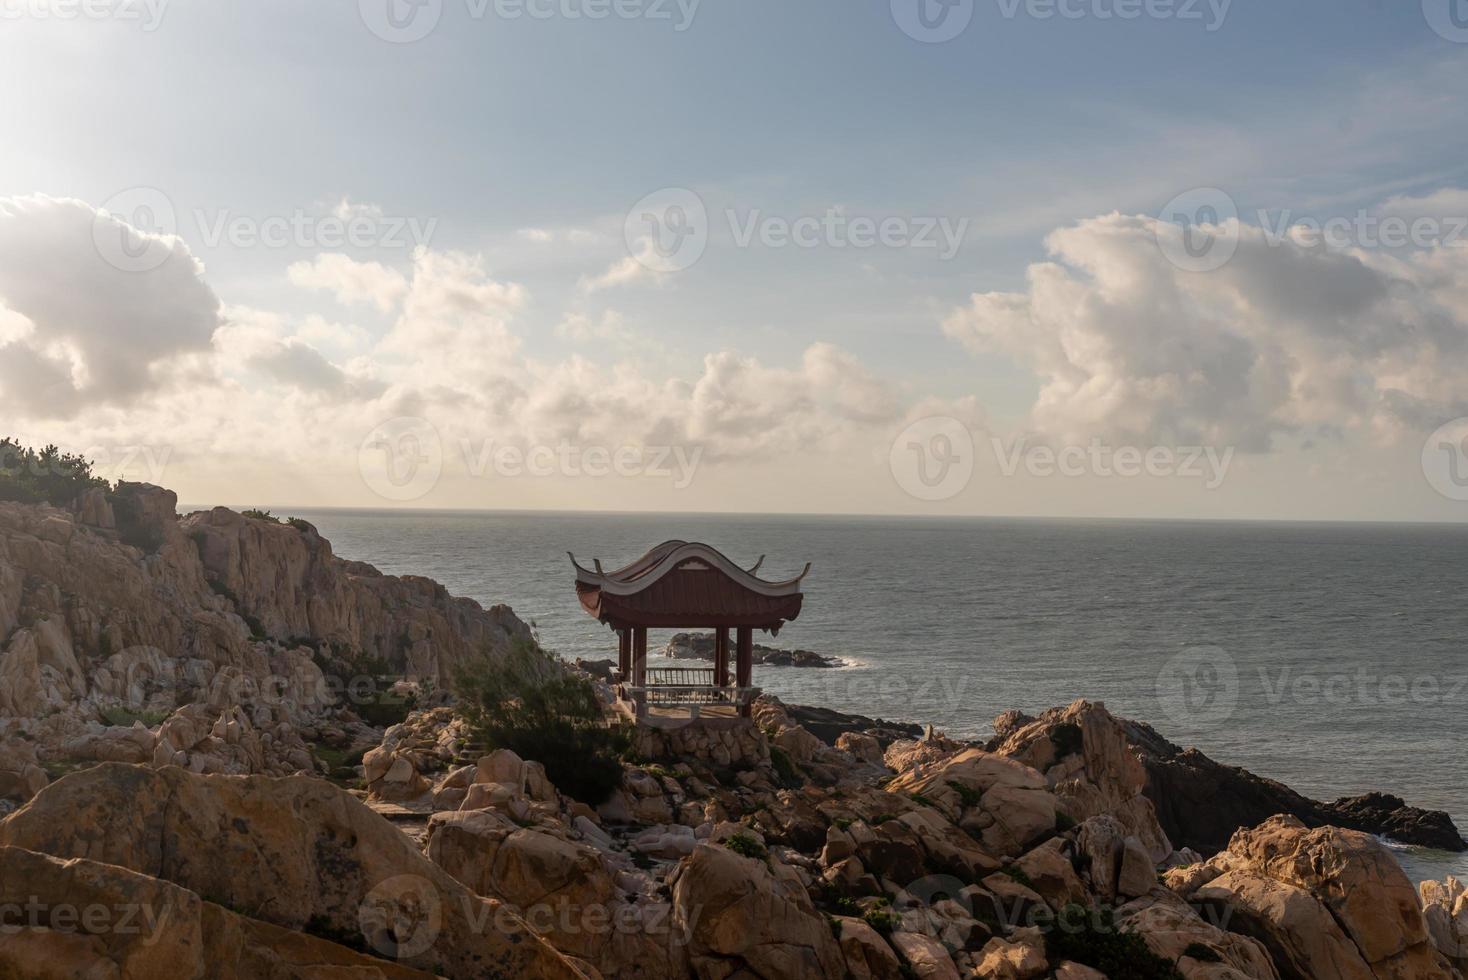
<box><xmin>570</xmin><ymin>541</ymin><xmax>810</xmax><ymax>719</ymax></box>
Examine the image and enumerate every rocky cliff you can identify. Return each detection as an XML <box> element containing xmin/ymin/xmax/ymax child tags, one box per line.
<box><xmin>0</xmin><ymin>485</ymin><xmax>528</xmax><ymax>795</ymax></box>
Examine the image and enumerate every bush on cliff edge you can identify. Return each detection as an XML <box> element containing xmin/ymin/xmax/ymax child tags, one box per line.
<box><xmin>453</xmin><ymin>640</ymin><xmax>629</xmax><ymax>805</ymax></box>
<box><xmin>0</xmin><ymin>438</ymin><xmax>108</xmax><ymax>506</ymax></box>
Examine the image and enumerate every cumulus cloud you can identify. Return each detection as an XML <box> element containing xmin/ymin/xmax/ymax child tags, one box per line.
<box><xmin>942</xmin><ymin>211</ymin><xmax>1468</xmax><ymax>451</ymax></box>
<box><xmin>0</xmin><ymin>195</ymin><xmax>918</xmax><ymax>497</ymax></box>
<box><xmin>0</xmin><ymin>195</ymin><xmax>221</xmax><ymax>418</ymax></box>
<box><xmin>579</xmin><ymin>252</ymin><xmax>659</xmax><ymax>293</ymax></box>
<box><xmin>287</xmin><ymin>252</ymin><xmax>408</xmax><ymax>312</ymax></box>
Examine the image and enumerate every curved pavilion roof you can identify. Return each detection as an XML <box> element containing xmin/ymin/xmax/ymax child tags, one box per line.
<box><xmin>570</xmin><ymin>540</ymin><xmax>809</xmax><ymax>631</ymax></box>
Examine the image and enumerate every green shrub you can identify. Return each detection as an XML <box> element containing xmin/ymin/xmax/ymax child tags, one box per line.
<box><xmin>768</xmin><ymin>745</ymin><xmax>801</xmax><ymax>786</ymax></box>
<box><xmin>1039</xmin><ymin>904</ymin><xmax>1184</xmax><ymax>980</ymax></box>
<box><xmin>871</xmin><ymin>813</ymin><xmax>896</xmax><ymax>825</ymax></box>
<box><xmin>862</xmin><ymin>902</ymin><xmax>901</xmax><ymax>935</ymax></box>
<box><xmin>0</xmin><ymin>439</ymin><xmax>107</xmax><ymax>506</ymax></box>
<box><xmin>1003</xmin><ymin>865</ymin><xmax>1035</xmax><ymax>888</ymax></box>
<box><xmin>241</xmin><ymin>509</ymin><xmax>281</xmax><ymax>523</ymax></box>
<box><xmin>722</xmin><ymin>833</ymin><xmax>768</xmax><ymax>861</ymax></box>
<box><xmin>909</xmin><ymin>792</ymin><xmax>939</xmax><ymax>808</ymax></box>
<box><xmin>1056</xmin><ymin>811</ymin><xmax>1078</xmax><ymax>832</ymax></box>
<box><xmin>356</xmin><ymin>683</ymin><xmax>418</xmax><ymax>729</ymax></box>
<box><xmin>1050</xmin><ymin>722</ymin><xmax>1084</xmax><ymax>759</ymax></box>
<box><xmin>100</xmin><ymin>706</ymin><xmax>169</xmax><ymax>728</ymax></box>
<box><xmin>453</xmin><ymin>640</ymin><xmax>629</xmax><ymax>805</ymax></box>
<box><xmin>946</xmin><ymin>780</ymin><xmax>984</xmax><ymax>807</ymax></box>
<box><xmin>286</xmin><ymin>517</ymin><xmax>312</xmax><ymax>532</ymax></box>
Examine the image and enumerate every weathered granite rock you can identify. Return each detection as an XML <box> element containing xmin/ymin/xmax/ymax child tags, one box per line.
<box><xmin>885</xmin><ymin>748</ymin><xmax>1058</xmax><ymax>857</ymax></box>
<box><xmin>834</xmin><ymin>916</ymin><xmax>903</xmax><ymax>980</ymax></box>
<box><xmin>670</xmin><ymin>843</ymin><xmax>844</xmax><ymax>979</ymax></box>
<box><xmin>1195</xmin><ymin>815</ymin><xmax>1453</xmax><ymax>980</ymax></box>
<box><xmin>0</xmin><ymin>763</ymin><xmax>587</xmax><ymax>979</ymax></box>
<box><xmin>992</xmin><ymin>700</ymin><xmax>1172</xmax><ymax>863</ymax></box>
<box><xmin>1196</xmin><ymin>870</ymin><xmax>1375</xmax><ymax>980</ymax></box>
<box><xmin>1118</xmin><ymin>888</ymin><xmax>1279</xmax><ymax>980</ymax></box>
<box><xmin>0</xmin><ymin>844</ymin><xmax>437</xmax><ymax>980</ymax></box>
<box><xmin>1420</xmin><ymin>876</ymin><xmax>1468</xmax><ymax>968</ymax></box>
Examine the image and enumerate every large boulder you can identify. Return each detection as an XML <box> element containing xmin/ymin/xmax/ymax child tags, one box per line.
<box><xmin>1118</xmin><ymin>889</ymin><xmax>1279</xmax><ymax>980</ymax></box>
<box><xmin>0</xmin><ymin>763</ymin><xmax>588</xmax><ymax>979</ymax></box>
<box><xmin>1420</xmin><ymin>876</ymin><xmax>1468</xmax><ymax>968</ymax></box>
<box><xmin>1199</xmin><ymin>815</ymin><xmax>1452</xmax><ymax>979</ymax></box>
<box><xmin>992</xmin><ymin>700</ymin><xmax>1171</xmax><ymax>862</ymax></box>
<box><xmin>427</xmin><ymin>808</ymin><xmax>686</xmax><ymax>976</ymax></box>
<box><xmin>0</xmin><ymin>844</ymin><xmax>436</xmax><ymax>980</ymax></box>
<box><xmin>670</xmin><ymin>843</ymin><xmax>844</xmax><ymax>979</ymax></box>
<box><xmin>884</xmin><ymin>748</ymin><xmax>1058</xmax><ymax>857</ymax></box>
<box><xmin>1195</xmin><ymin>870</ymin><xmax>1376</xmax><ymax>980</ymax></box>
<box><xmin>1225</xmin><ymin>816</ymin><xmax>1434</xmax><ymax>968</ymax></box>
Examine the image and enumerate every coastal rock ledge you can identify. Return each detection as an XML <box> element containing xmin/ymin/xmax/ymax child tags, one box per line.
<box><xmin>0</xmin><ymin>488</ymin><xmax>1464</xmax><ymax>979</ymax></box>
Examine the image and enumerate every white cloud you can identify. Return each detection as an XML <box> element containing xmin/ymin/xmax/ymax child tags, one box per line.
<box><xmin>0</xmin><ymin>195</ymin><xmax>221</xmax><ymax>419</ymax></box>
<box><xmin>943</xmin><ymin>211</ymin><xmax>1468</xmax><ymax>451</ymax></box>
<box><xmin>287</xmin><ymin>252</ymin><xmax>408</xmax><ymax>312</ymax></box>
<box><xmin>579</xmin><ymin>243</ymin><xmax>663</xmax><ymax>293</ymax></box>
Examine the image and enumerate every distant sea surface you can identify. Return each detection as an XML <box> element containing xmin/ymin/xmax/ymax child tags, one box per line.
<box><xmin>246</xmin><ymin>508</ymin><xmax>1467</xmax><ymax>884</ymax></box>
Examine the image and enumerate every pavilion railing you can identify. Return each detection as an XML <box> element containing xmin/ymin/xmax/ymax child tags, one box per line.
<box><xmin>645</xmin><ymin>666</ymin><xmax>716</xmax><ymax>688</ymax></box>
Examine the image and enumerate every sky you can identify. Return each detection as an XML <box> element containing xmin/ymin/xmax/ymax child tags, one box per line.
<box><xmin>3</xmin><ymin>0</ymin><xmax>1468</xmax><ymax>520</ymax></box>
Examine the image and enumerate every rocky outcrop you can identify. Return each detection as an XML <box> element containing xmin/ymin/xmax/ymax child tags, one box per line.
<box><xmin>1421</xmin><ymin>876</ymin><xmax>1468</xmax><ymax>969</ymax></box>
<box><xmin>662</xmin><ymin>632</ymin><xmax>841</xmax><ymax>668</ymax></box>
<box><xmin>183</xmin><ymin>507</ymin><xmax>530</xmax><ymax>688</ymax></box>
<box><xmin>670</xmin><ymin>842</ymin><xmax>844</xmax><ymax>979</ymax></box>
<box><xmin>1182</xmin><ymin>815</ymin><xmax>1454</xmax><ymax>980</ymax></box>
<box><xmin>1118</xmin><ymin>716</ymin><xmax>1465</xmax><ymax>854</ymax></box>
<box><xmin>779</xmin><ymin>702</ymin><xmax>922</xmax><ymax>748</ymax></box>
<box><xmin>0</xmin><ymin>844</ymin><xmax>437</xmax><ymax>979</ymax></box>
<box><xmin>0</xmin><ymin>489</ymin><xmax>533</xmax><ymax>797</ymax></box>
<box><xmin>0</xmin><ymin>763</ymin><xmax>588</xmax><ymax>978</ymax></box>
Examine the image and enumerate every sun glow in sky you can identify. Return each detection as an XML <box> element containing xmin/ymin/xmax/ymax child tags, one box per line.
<box><xmin>3</xmin><ymin>0</ymin><xmax>1468</xmax><ymax>519</ymax></box>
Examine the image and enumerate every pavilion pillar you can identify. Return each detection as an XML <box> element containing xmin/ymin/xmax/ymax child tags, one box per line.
<box><xmin>714</xmin><ymin>627</ymin><xmax>730</xmax><ymax>688</ymax></box>
<box><xmin>735</xmin><ymin>626</ymin><xmax>753</xmax><ymax>718</ymax></box>
<box><xmin>633</xmin><ymin>627</ymin><xmax>648</xmax><ymax>717</ymax></box>
<box><xmin>617</xmin><ymin>628</ymin><xmax>631</xmax><ymax>679</ymax></box>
